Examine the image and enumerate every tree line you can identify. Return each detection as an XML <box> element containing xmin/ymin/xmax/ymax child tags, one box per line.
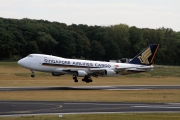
<box><xmin>0</xmin><ymin>17</ymin><xmax>180</xmax><ymax>65</ymax></box>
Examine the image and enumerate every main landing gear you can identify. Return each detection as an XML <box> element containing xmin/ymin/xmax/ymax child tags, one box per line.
<box><xmin>73</xmin><ymin>75</ymin><xmax>78</xmax><ymax>83</ymax></box>
<box><xmin>73</xmin><ymin>75</ymin><xmax>93</xmax><ymax>83</ymax></box>
<box><xmin>31</xmin><ymin>70</ymin><xmax>35</xmax><ymax>78</ymax></box>
<box><xmin>82</xmin><ymin>75</ymin><xmax>92</xmax><ymax>83</ymax></box>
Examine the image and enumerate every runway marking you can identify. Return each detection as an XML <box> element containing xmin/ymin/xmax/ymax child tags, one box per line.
<box><xmin>64</xmin><ymin>103</ymin><xmax>148</xmax><ymax>106</ymax></box>
<box><xmin>113</xmin><ymin>85</ymin><xmax>180</xmax><ymax>86</ymax></box>
<box><xmin>132</xmin><ymin>106</ymin><xmax>180</xmax><ymax>109</ymax></box>
<box><xmin>168</xmin><ymin>103</ymin><xmax>180</xmax><ymax>105</ymax></box>
<box><xmin>105</xmin><ymin>89</ymin><xmax>152</xmax><ymax>90</ymax></box>
<box><xmin>1</xmin><ymin>111</ymin><xmax>180</xmax><ymax>117</ymax></box>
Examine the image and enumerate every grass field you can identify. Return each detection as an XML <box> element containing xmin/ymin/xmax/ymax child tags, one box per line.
<box><xmin>0</xmin><ymin>113</ymin><xmax>180</xmax><ymax>120</ymax></box>
<box><xmin>0</xmin><ymin>62</ymin><xmax>180</xmax><ymax>102</ymax></box>
<box><xmin>0</xmin><ymin>90</ymin><xmax>180</xmax><ymax>102</ymax></box>
<box><xmin>0</xmin><ymin>62</ymin><xmax>180</xmax><ymax>119</ymax></box>
<box><xmin>0</xmin><ymin>62</ymin><xmax>180</xmax><ymax>86</ymax></box>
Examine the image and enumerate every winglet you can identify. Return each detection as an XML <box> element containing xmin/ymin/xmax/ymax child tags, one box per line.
<box><xmin>129</xmin><ymin>44</ymin><xmax>159</xmax><ymax>65</ymax></box>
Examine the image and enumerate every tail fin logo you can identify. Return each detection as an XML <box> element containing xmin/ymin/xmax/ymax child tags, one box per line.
<box><xmin>138</xmin><ymin>47</ymin><xmax>152</xmax><ymax>64</ymax></box>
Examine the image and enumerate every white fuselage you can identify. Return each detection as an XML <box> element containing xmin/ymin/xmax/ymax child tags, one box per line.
<box><xmin>18</xmin><ymin>54</ymin><xmax>153</xmax><ymax>77</ymax></box>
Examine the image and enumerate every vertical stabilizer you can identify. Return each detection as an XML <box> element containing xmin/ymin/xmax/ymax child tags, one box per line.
<box><xmin>129</xmin><ymin>44</ymin><xmax>159</xmax><ymax>65</ymax></box>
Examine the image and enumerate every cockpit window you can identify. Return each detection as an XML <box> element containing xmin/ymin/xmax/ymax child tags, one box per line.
<box><xmin>27</xmin><ymin>55</ymin><xmax>33</xmax><ymax>57</ymax></box>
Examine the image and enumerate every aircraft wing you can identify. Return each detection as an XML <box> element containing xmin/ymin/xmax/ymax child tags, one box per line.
<box><xmin>89</xmin><ymin>67</ymin><xmax>147</xmax><ymax>76</ymax></box>
<box><xmin>57</xmin><ymin>66</ymin><xmax>153</xmax><ymax>77</ymax></box>
<box><xmin>115</xmin><ymin>67</ymin><xmax>134</xmax><ymax>71</ymax></box>
<box><xmin>89</xmin><ymin>67</ymin><xmax>141</xmax><ymax>76</ymax></box>
<box><xmin>59</xmin><ymin>68</ymin><xmax>107</xmax><ymax>77</ymax></box>
<box><xmin>116</xmin><ymin>66</ymin><xmax>153</xmax><ymax>72</ymax></box>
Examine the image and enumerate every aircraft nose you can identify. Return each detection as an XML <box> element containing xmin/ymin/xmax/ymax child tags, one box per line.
<box><xmin>18</xmin><ymin>58</ymin><xmax>30</xmax><ymax>68</ymax></box>
<box><xmin>18</xmin><ymin>58</ymin><xmax>25</xmax><ymax>66</ymax></box>
<box><xmin>17</xmin><ymin>59</ymin><xmax>22</xmax><ymax>65</ymax></box>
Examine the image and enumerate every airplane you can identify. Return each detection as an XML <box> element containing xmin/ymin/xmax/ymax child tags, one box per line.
<box><xmin>18</xmin><ymin>44</ymin><xmax>159</xmax><ymax>83</ymax></box>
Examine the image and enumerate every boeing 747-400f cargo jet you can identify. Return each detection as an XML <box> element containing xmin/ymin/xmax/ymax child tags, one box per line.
<box><xmin>18</xmin><ymin>44</ymin><xmax>159</xmax><ymax>83</ymax></box>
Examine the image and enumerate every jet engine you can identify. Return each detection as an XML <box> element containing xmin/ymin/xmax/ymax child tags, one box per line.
<box><xmin>52</xmin><ymin>73</ymin><xmax>65</xmax><ymax>76</ymax></box>
<box><xmin>76</xmin><ymin>70</ymin><xmax>87</xmax><ymax>77</ymax></box>
<box><xmin>105</xmin><ymin>70</ymin><xmax>116</xmax><ymax>76</ymax></box>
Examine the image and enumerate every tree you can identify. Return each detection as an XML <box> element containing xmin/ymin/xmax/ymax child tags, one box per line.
<box><xmin>103</xmin><ymin>40</ymin><xmax>120</xmax><ymax>60</ymax></box>
<box><xmin>21</xmin><ymin>41</ymin><xmax>39</xmax><ymax>57</ymax></box>
<box><xmin>129</xmin><ymin>26</ymin><xmax>145</xmax><ymax>57</ymax></box>
<box><xmin>55</xmin><ymin>30</ymin><xmax>76</xmax><ymax>57</ymax></box>
<box><xmin>1</xmin><ymin>17</ymin><xmax>180</xmax><ymax>65</ymax></box>
<box><xmin>90</xmin><ymin>41</ymin><xmax>105</xmax><ymax>60</ymax></box>
<box><xmin>0</xmin><ymin>29</ymin><xmax>16</xmax><ymax>58</ymax></box>
<box><xmin>36</xmin><ymin>32</ymin><xmax>58</xmax><ymax>54</ymax></box>
<box><xmin>111</xmin><ymin>24</ymin><xmax>130</xmax><ymax>58</ymax></box>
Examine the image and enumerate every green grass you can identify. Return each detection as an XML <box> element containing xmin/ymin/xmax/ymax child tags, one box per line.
<box><xmin>0</xmin><ymin>62</ymin><xmax>18</xmax><ymax>67</ymax></box>
<box><xmin>1</xmin><ymin>62</ymin><xmax>180</xmax><ymax>77</ymax></box>
<box><xmin>0</xmin><ymin>90</ymin><xmax>180</xmax><ymax>102</ymax></box>
<box><xmin>0</xmin><ymin>63</ymin><xmax>180</xmax><ymax>119</ymax></box>
<box><xmin>15</xmin><ymin>72</ymin><xmax>50</xmax><ymax>77</ymax></box>
<box><xmin>0</xmin><ymin>62</ymin><xmax>180</xmax><ymax>86</ymax></box>
<box><xmin>0</xmin><ymin>113</ymin><xmax>180</xmax><ymax>120</ymax></box>
<box><xmin>127</xmin><ymin>65</ymin><xmax>180</xmax><ymax>78</ymax></box>
<box><xmin>149</xmin><ymin>66</ymin><xmax>180</xmax><ymax>77</ymax></box>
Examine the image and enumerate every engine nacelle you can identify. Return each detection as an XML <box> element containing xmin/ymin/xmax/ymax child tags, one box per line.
<box><xmin>52</xmin><ymin>73</ymin><xmax>65</xmax><ymax>76</ymax></box>
<box><xmin>76</xmin><ymin>70</ymin><xmax>87</xmax><ymax>77</ymax></box>
<box><xmin>105</xmin><ymin>70</ymin><xmax>116</xmax><ymax>76</ymax></box>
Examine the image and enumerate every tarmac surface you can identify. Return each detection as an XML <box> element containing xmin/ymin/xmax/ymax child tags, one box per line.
<box><xmin>0</xmin><ymin>85</ymin><xmax>180</xmax><ymax>91</ymax></box>
<box><xmin>0</xmin><ymin>101</ymin><xmax>180</xmax><ymax>117</ymax></box>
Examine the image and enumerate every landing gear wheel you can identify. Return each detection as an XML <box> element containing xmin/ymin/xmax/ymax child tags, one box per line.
<box><xmin>88</xmin><ymin>79</ymin><xmax>92</xmax><ymax>82</ymax></box>
<box><xmin>82</xmin><ymin>75</ymin><xmax>92</xmax><ymax>83</ymax></box>
<box><xmin>73</xmin><ymin>75</ymin><xmax>78</xmax><ymax>83</ymax></box>
<box><xmin>31</xmin><ymin>70</ymin><xmax>35</xmax><ymax>78</ymax></box>
<box><xmin>31</xmin><ymin>74</ymin><xmax>35</xmax><ymax>78</ymax></box>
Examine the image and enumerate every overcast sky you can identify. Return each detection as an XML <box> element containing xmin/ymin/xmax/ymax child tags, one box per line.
<box><xmin>0</xmin><ymin>0</ymin><xmax>180</xmax><ymax>31</ymax></box>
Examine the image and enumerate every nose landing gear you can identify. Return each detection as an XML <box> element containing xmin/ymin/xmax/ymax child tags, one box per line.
<box><xmin>31</xmin><ymin>70</ymin><xmax>35</xmax><ymax>78</ymax></box>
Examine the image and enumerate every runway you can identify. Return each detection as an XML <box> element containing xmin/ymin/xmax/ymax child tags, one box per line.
<box><xmin>0</xmin><ymin>85</ymin><xmax>180</xmax><ymax>91</ymax></box>
<box><xmin>1</xmin><ymin>86</ymin><xmax>180</xmax><ymax>117</ymax></box>
<box><xmin>0</xmin><ymin>101</ymin><xmax>180</xmax><ymax>117</ymax></box>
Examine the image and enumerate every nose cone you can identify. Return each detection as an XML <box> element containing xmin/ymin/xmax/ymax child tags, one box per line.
<box><xmin>18</xmin><ymin>58</ymin><xmax>25</xmax><ymax>67</ymax></box>
<box><xmin>18</xmin><ymin>58</ymin><xmax>30</xmax><ymax>68</ymax></box>
<box><xmin>17</xmin><ymin>59</ymin><xmax>22</xmax><ymax>65</ymax></box>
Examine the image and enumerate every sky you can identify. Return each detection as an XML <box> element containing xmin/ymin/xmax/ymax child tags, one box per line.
<box><xmin>0</xmin><ymin>0</ymin><xmax>180</xmax><ymax>31</ymax></box>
